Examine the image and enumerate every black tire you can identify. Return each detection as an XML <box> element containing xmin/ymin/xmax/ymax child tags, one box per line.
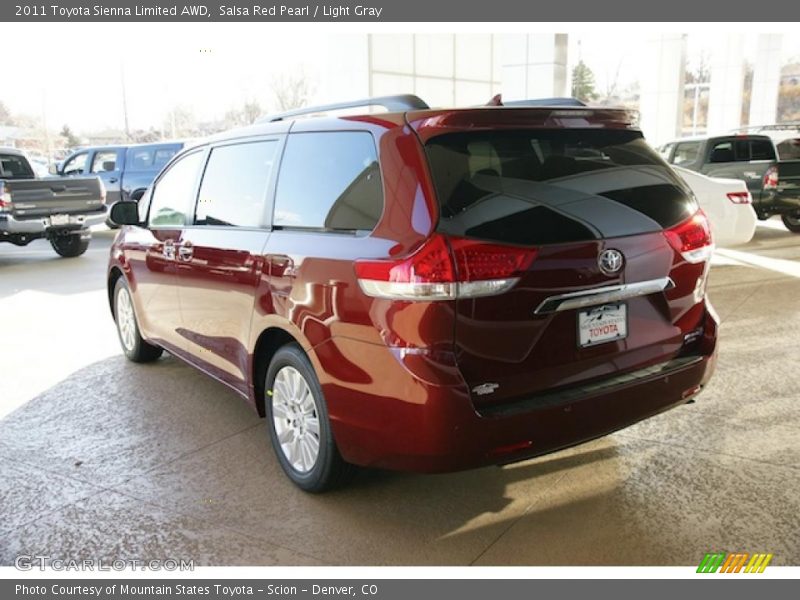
<box><xmin>264</xmin><ymin>344</ymin><xmax>355</xmax><ymax>492</ymax></box>
<box><xmin>782</xmin><ymin>213</ymin><xmax>800</xmax><ymax>233</ymax></box>
<box><xmin>50</xmin><ymin>231</ymin><xmax>90</xmax><ymax>257</ymax></box>
<box><xmin>113</xmin><ymin>277</ymin><xmax>163</xmax><ymax>363</ymax></box>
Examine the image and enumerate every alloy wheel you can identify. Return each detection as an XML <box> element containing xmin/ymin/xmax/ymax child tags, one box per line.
<box><xmin>271</xmin><ymin>366</ymin><xmax>321</xmax><ymax>473</ymax></box>
<box><xmin>116</xmin><ymin>287</ymin><xmax>136</xmax><ymax>352</ymax></box>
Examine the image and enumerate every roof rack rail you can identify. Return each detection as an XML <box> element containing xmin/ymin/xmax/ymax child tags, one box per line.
<box><xmin>259</xmin><ymin>94</ymin><xmax>430</xmax><ymax>123</ymax></box>
<box><xmin>731</xmin><ymin>122</ymin><xmax>800</xmax><ymax>133</ymax></box>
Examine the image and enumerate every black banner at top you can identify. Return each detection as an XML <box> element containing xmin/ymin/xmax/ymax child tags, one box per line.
<box><xmin>2</xmin><ymin>0</ymin><xmax>799</xmax><ymax>22</ymax></box>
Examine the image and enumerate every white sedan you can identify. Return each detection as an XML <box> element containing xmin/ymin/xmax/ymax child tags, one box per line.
<box><xmin>674</xmin><ymin>166</ymin><xmax>757</xmax><ymax>247</ymax></box>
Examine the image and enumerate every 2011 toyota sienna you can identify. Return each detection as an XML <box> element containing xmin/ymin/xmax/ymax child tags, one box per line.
<box><xmin>107</xmin><ymin>95</ymin><xmax>718</xmax><ymax>492</ymax></box>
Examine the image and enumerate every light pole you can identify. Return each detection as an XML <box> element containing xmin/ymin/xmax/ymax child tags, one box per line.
<box><xmin>121</xmin><ymin>61</ymin><xmax>131</xmax><ymax>141</ymax></box>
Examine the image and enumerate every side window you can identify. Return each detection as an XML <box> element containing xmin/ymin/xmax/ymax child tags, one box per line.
<box><xmin>148</xmin><ymin>151</ymin><xmax>204</xmax><ymax>227</ymax></box>
<box><xmin>62</xmin><ymin>152</ymin><xmax>88</xmax><ymax>175</ymax></box>
<box><xmin>750</xmin><ymin>139</ymin><xmax>776</xmax><ymax>161</ymax></box>
<box><xmin>672</xmin><ymin>142</ymin><xmax>701</xmax><ymax>166</ymax></box>
<box><xmin>777</xmin><ymin>138</ymin><xmax>800</xmax><ymax>160</ymax></box>
<box><xmin>128</xmin><ymin>149</ymin><xmax>153</xmax><ymax>170</ymax></box>
<box><xmin>274</xmin><ymin>132</ymin><xmax>383</xmax><ymax>231</ymax></box>
<box><xmin>154</xmin><ymin>147</ymin><xmax>178</xmax><ymax>169</ymax></box>
<box><xmin>195</xmin><ymin>141</ymin><xmax>279</xmax><ymax>227</ymax></box>
<box><xmin>90</xmin><ymin>151</ymin><xmax>118</xmax><ymax>173</ymax></box>
<box><xmin>708</xmin><ymin>141</ymin><xmax>736</xmax><ymax>163</ymax></box>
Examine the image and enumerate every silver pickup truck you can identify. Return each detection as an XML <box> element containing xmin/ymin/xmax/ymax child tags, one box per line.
<box><xmin>0</xmin><ymin>147</ymin><xmax>106</xmax><ymax>257</ymax></box>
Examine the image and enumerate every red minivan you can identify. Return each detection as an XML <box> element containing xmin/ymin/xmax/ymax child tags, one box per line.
<box><xmin>107</xmin><ymin>95</ymin><xmax>718</xmax><ymax>492</ymax></box>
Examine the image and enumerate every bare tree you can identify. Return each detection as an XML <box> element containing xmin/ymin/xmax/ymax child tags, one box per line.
<box><xmin>222</xmin><ymin>100</ymin><xmax>262</xmax><ymax>128</ymax></box>
<box><xmin>686</xmin><ymin>51</ymin><xmax>711</xmax><ymax>84</ymax></box>
<box><xmin>242</xmin><ymin>100</ymin><xmax>263</xmax><ymax>124</ymax></box>
<box><xmin>0</xmin><ymin>100</ymin><xmax>12</xmax><ymax>125</ymax></box>
<box><xmin>272</xmin><ymin>71</ymin><xmax>312</xmax><ymax>112</ymax></box>
<box><xmin>601</xmin><ymin>59</ymin><xmax>625</xmax><ymax>103</ymax></box>
<box><xmin>164</xmin><ymin>105</ymin><xmax>197</xmax><ymax>138</ymax></box>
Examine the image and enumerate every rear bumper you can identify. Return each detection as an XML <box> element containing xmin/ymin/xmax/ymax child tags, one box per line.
<box><xmin>756</xmin><ymin>190</ymin><xmax>800</xmax><ymax>215</ymax></box>
<box><xmin>0</xmin><ymin>209</ymin><xmax>105</xmax><ymax>240</ymax></box>
<box><xmin>317</xmin><ymin>304</ymin><xmax>718</xmax><ymax>473</ymax></box>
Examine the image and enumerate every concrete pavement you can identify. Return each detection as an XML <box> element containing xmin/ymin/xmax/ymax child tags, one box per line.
<box><xmin>1</xmin><ymin>225</ymin><xmax>798</xmax><ymax>566</ymax></box>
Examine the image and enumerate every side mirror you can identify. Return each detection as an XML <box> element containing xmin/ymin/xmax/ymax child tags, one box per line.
<box><xmin>48</xmin><ymin>163</ymin><xmax>59</xmax><ymax>175</ymax></box>
<box><xmin>109</xmin><ymin>201</ymin><xmax>141</xmax><ymax>227</ymax></box>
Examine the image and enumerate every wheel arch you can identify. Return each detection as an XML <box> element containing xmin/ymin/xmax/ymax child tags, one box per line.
<box><xmin>107</xmin><ymin>266</ymin><xmax>125</xmax><ymax>318</ymax></box>
<box><xmin>251</xmin><ymin>326</ymin><xmax>306</xmax><ymax>417</ymax></box>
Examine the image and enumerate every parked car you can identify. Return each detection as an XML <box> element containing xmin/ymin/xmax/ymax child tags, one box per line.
<box><xmin>674</xmin><ymin>166</ymin><xmax>757</xmax><ymax>247</ymax></box>
<box><xmin>660</xmin><ymin>132</ymin><xmax>800</xmax><ymax>231</ymax></box>
<box><xmin>107</xmin><ymin>95</ymin><xmax>718</xmax><ymax>492</ymax></box>
<box><xmin>1</xmin><ymin>147</ymin><xmax>106</xmax><ymax>257</ymax></box>
<box><xmin>56</xmin><ymin>141</ymin><xmax>185</xmax><ymax>205</ymax></box>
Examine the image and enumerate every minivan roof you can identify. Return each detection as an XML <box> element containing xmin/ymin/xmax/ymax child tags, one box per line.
<box><xmin>206</xmin><ymin>105</ymin><xmax>638</xmax><ymax>145</ymax></box>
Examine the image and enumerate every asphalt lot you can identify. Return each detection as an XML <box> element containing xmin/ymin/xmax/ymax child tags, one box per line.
<box><xmin>1</xmin><ymin>224</ymin><xmax>799</xmax><ymax>566</ymax></box>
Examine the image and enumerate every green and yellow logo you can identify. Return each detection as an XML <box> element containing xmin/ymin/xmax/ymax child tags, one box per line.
<box><xmin>697</xmin><ymin>552</ymin><xmax>773</xmax><ymax>573</ymax></box>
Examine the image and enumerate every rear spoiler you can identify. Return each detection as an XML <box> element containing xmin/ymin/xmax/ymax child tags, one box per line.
<box><xmin>485</xmin><ymin>94</ymin><xmax>587</xmax><ymax>107</ymax></box>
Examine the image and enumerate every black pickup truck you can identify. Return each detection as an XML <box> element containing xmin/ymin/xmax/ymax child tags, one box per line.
<box><xmin>661</xmin><ymin>131</ymin><xmax>800</xmax><ymax>231</ymax></box>
<box><xmin>1</xmin><ymin>148</ymin><xmax>106</xmax><ymax>257</ymax></box>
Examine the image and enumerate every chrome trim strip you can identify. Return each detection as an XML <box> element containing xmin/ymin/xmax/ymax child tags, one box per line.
<box><xmin>534</xmin><ymin>277</ymin><xmax>675</xmax><ymax>315</ymax></box>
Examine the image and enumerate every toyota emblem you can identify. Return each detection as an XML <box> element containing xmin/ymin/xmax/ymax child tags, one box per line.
<box><xmin>598</xmin><ymin>249</ymin><xmax>624</xmax><ymax>275</ymax></box>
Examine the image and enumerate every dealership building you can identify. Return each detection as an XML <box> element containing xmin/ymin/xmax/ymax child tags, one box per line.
<box><xmin>322</xmin><ymin>33</ymin><xmax>791</xmax><ymax>145</ymax></box>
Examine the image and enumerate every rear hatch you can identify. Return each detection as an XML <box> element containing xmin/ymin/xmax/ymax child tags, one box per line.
<box><xmin>5</xmin><ymin>177</ymin><xmax>105</xmax><ymax>219</ymax></box>
<box><xmin>776</xmin><ymin>138</ymin><xmax>800</xmax><ymax>196</ymax></box>
<box><xmin>413</xmin><ymin>111</ymin><xmax>712</xmax><ymax>409</ymax></box>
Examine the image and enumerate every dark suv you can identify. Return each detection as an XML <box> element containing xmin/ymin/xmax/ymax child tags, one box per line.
<box><xmin>108</xmin><ymin>95</ymin><xmax>718</xmax><ymax>492</ymax></box>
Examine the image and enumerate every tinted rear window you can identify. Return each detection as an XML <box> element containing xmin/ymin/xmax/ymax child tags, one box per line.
<box><xmin>0</xmin><ymin>154</ymin><xmax>35</xmax><ymax>179</ymax></box>
<box><xmin>709</xmin><ymin>137</ymin><xmax>776</xmax><ymax>162</ymax></box>
<box><xmin>426</xmin><ymin>130</ymin><xmax>694</xmax><ymax>246</ymax></box>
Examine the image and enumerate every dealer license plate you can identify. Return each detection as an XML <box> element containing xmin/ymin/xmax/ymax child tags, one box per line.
<box><xmin>578</xmin><ymin>303</ymin><xmax>627</xmax><ymax>347</ymax></box>
<box><xmin>50</xmin><ymin>214</ymin><xmax>70</xmax><ymax>226</ymax></box>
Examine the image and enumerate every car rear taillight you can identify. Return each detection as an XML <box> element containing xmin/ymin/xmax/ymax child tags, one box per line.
<box><xmin>664</xmin><ymin>210</ymin><xmax>714</xmax><ymax>264</ymax></box>
<box><xmin>355</xmin><ymin>234</ymin><xmax>536</xmax><ymax>301</ymax></box>
<box><xmin>764</xmin><ymin>166</ymin><xmax>779</xmax><ymax>191</ymax></box>
<box><xmin>0</xmin><ymin>182</ymin><xmax>11</xmax><ymax>213</ymax></box>
<box><xmin>726</xmin><ymin>191</ymin><xmax>752</xmax><ymax>204</ymax></box>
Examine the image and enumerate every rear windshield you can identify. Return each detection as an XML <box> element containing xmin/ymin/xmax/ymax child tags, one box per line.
<box><xmin>0</xmin><ymin>153</ymin><xmax>35</xmax><ymax>179</ymax></box>
<box><xmin>426</xmin><ymin>130</ymin><xmax>695</xmax><ymax>246</ymax></box>
<box><xmin>777</xmin><ymin>138</ymin><xmax>800</xmax><ymax>161</ymax></box>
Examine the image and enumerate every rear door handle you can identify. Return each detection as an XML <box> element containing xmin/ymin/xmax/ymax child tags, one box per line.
<box><xmin>163</xmin><ymin>240</ymin><xmax>176</xmax><ymax>260</ymax></box>
<box><xmin>108</xmin><ymin>177</ymin><xmax>119</xmax><ymax>184</ymax></box>
<box><xmin>178</xmin><ymin>242</ymin><xmax>193</xmax><ymax>262</ymax></box>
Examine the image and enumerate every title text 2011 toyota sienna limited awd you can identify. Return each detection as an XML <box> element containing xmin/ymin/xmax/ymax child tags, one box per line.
<box><xmin>107</xmin><ymin>95</ymin><xmax>718</xmax><ymax>492</ymax></box>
